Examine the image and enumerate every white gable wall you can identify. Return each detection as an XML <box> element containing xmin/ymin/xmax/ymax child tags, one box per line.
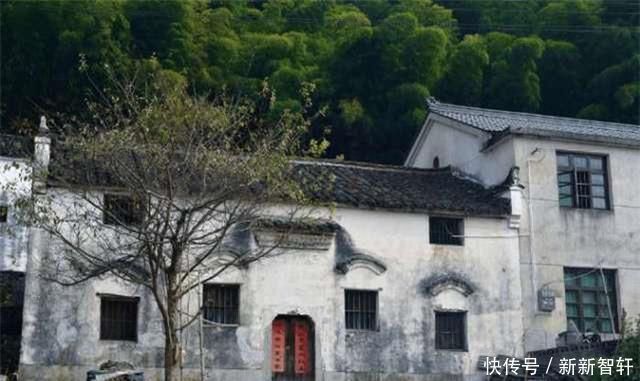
<box><xmin>406</xmin><ymin>115</ymin><xmax>515</xmax><ymax>186</ymax></box>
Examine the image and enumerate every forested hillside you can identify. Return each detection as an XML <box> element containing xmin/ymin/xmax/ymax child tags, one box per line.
<box><xmin>1</xmin><ymin>0</ymin><xmax>639</xmax><ymax>163</ymax></box>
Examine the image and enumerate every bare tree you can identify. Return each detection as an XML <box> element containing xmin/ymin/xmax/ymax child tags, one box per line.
<box><xmin>7</xmin><ymin>69</ymin><xmax>328</xmax><ymax>380</ymax></box>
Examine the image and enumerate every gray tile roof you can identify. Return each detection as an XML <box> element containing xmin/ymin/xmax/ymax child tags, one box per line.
<box><xmin>427</xmin><ymin>99</ymin><xmax>640</xmax><ymax>147</ymax></box>
<box><xmin>293</xmin><ymin>159</ymin><xmax>509</xmax><ymax>216</ymax></box>
<box><xmin>46</xmin><ymin>151</ymin><xmax>510</xmax><ymax>216</ymax></box>
<box><xmin>1</xmin><ymin>133</ymin><xmax>511</xmax><ymax>216</ymax></box>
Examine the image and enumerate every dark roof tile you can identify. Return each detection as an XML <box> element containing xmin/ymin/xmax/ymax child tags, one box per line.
<box><xmin>427</xmin><ymin>99</ymin><xmax>640</xmax><ymax>147</ymax></box>
<box><xmin>293</xmin><ymin>160</ymin><xmax>509</xmax><ymax>216</ymax></box>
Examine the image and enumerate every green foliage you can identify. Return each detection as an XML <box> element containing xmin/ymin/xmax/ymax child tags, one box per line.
<box><xmin>539</xmin><ymin>40</ymin><xmax>582</xmax><ymax>116</ymax></box>
<box><xmin>438</xmin><ymin>34</ymin><xmax>488</xmax><ymax>105</ymax></box>
<box><xmin>487</xmin><ymin>36</ymin><xmax>545</xmax><ymax>112</ymax></box>
<box><xmin>590</xmin><ymin>316</ymin><xmax>640</xmax><ymax>380</ymax></box>
<box><xmin>1</xmin><ymin>0</ymin><xmax>639</xmax><ymax>163</ymax></box>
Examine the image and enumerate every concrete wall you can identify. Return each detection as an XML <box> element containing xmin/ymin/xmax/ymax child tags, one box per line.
<box><xmin>406</xmin><ymin>116</ymin><xmax>515</xmax><ymax>186</ymax></box>
<box><xmin>513</xmin><ymin>137</ymin><xmax>640</xmax><ymax>351</ymax></box>
<box><xmin>19</xmin><ymin>198</ymin><xmax>523</xmax><ymax>381</ymax></box>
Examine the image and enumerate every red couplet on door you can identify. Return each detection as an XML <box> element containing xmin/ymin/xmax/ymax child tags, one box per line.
<box><xmin>293</xmin><ymin>320</ymin><xmax>310</xmax><ymax>374</ymax></box>
<box><xmin>272</xmin><ymin>319</ymin><xmax>287</xmax><ymax>373</ymax></box>
<box><xmin>271</xmin><ymin>316</ymin><xmax>315</xmax><ymax>380</ymax></box>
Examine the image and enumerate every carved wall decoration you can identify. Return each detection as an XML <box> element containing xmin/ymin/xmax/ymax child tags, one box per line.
<box><xmin>420</xmin><ymin>273</ymin><xmax>476</xmax><ymax>297</ymax></box>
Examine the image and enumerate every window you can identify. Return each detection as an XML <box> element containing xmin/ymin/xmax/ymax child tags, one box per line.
<box><xmin>435</xmin><ymin>311</ymin><xmax>467</xmax><ymax>350</ymax></box>
<box><xmin>564</xmin><ymin>268</ymin><xmax>617</xmax><ymax>333</ymax></box>
<box><xmin>429</xmin><ymin>217</ymin><xmax>463</xmax><ymax>246</ymax></box>
<box><xmin>557</xmin><ymin>152</ymin><xmax>609</xmax><ymax>210</ymax></box>
<box><xmin>0</xmin><ymin>206</ymin><xmax>7</xmax><ymax>223</ymax></box>
<box><xmin>345</xmin><ymin>289</ymin><xmax>378</xmax><ymax>331</ymax></box>
<box><xmin>103</xmin><ymin>194</ymin><xmax>143</xmax><ymax>225</ymax></box>
<box><xmin>203</xmin><ymin>284</ymin><xmax>240</xmax><ymax>325</ymax></box>
<box><xmin>100</xmin><ymin>296</ymin><xmax>138</xmax><ymax>341</ymax></box>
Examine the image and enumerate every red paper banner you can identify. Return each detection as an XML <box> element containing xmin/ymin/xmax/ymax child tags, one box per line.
<box><xmin>272</xmin><ymin>319</ymin><xmax>286</xmax><ymax>373</ymax></box>
<box><xmin>294</xmin><ymin>320</ymin><xmax>310</xmax><ymax>375</ymax></box>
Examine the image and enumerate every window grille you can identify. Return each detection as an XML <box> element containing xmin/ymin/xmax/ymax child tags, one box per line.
<box><xmin>100</xmin><ymin>296</ymin><xmax>138</xmax><ymax>341</ymax></box>
<box><xmin>564</xmin><ymin>268</ymin><xmax>617</xmax><ymax>333</ymax></box>
<box><xmin>203</xmin><ymin>284</ymin><xmax>240</xmax><ymax>325</ymax></box>
<box><xmin>103</xmin><ymin>194</ymin><xmax>144</xmax><ymax>225</ymax></box>
<box><xmin>557</xmin><ymin>152</ymin><xmax>609</xmax><ymax>210</ymax></box>
<box><xmin>345</xmin><ymin>289</ymin><xmax>378</xmax><ymax>331</ymax></box>
<box><xmin>429</xmin><ymin>217</ymin><xmax>463</xmax><ymax>245</ymax></box>
<box><xmin>435</xmin><ymin>311</ymin><xmax>466</xmax><ymax>350</ymax></box>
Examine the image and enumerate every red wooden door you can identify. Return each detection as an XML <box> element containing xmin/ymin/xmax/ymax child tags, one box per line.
<box><xmin>272</xmin><ymin>316</ymin><xmax>314</xmax><ymax>381</ymax></box>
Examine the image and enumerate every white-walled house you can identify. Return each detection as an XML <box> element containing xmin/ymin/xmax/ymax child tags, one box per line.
<box><xmin>0</xmin><ymin>99</ymin><xmax>639</xmax><ymax>381</ymax></box>
<box><xmin>407</xmin><ymin>99</ymin><xmax>640</xmax><ymax>353</ymax></box>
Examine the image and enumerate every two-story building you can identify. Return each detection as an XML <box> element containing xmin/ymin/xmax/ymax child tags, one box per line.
<box><xmin>407</xmin><ymin>99</ymin><xmax>640</xmax><ymax>353</ymax></box>
<box><xmin>1</xmin><ymin>99</ymin><xmax>639</xmax><ymax>380</ymax></box>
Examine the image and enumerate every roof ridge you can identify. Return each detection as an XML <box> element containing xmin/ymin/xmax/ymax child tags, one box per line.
<box><xmin>429</xmin><ymin>100</ymin><xmax>640</xmax><ymax>129</ymax></box>
<box><xmin>292</xmin><ymin>158</ymin><xmax>451</xmax><ymax>174</ymax></box>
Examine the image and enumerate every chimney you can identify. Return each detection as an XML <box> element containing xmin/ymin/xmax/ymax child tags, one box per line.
<box><xmin>508</xmin><ymin>166</ymin><xmax>523</xmax><ymax>229</ymax></box>
<box><xmin>33</xmin><ymin>116</ymin><xmax>50</xmax><ymax>193</ymax></box>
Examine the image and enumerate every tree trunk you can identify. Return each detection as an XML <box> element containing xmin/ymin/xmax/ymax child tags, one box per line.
<box><xmin>164</xmin><ymin>295</ymin><xmax>181</xmax><ymax>381</ymax></box>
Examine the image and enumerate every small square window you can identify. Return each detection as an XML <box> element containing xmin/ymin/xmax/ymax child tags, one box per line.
<box><xmin>0</xmin><ymin>206</ymin><xmax>7</xmax><ymax>223</ymax></box>
<box><xmin>100</xmin><ymin>296</ymin><xmax>138</xmax><ymax>341</ymax></box>
<box><xmin>345</xmin><ymin>289</ymin><xmax>378</xmax><ymax>331</ymax></box>
<box><xmin>203</xmin><ymin>284</ymin><xmax>240</xmax><ymax>325</ymax></box>
<box><xmin>429</xmin><ymin>217</ymin><xmax>463</xmax><ymax>245</ymax></box>
<box><xmin>435</xmin><ymin>311</ymin><xmax>466</xmax><ymax>350</ymax></box>
<box><xmin>103</xmin><ymin>194</ymin><xmax>144</xmax><ymax>226</ymax></box>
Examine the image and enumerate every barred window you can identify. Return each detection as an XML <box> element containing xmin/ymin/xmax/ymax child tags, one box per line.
<box><xmin>429</xmin><ymin>217</ymin><xmax>463</xmax><ymax>246</ymax></box>
<box><xmin>564</xmin><ymin>268</ymin><xmax>617</xmax><ymax>333</ymax></box>
<box><xmin>203</xmin><ymin>284</ymin><xmax>240</xmax><ymax>325</ymax></box>
<box><xmin>0</xmin><ymin>205</ymin><xmax>7</xmax><ymax>223</ymax></box>
<box><xmin>435</xmin><ymin>311</ymin><xmax>466</xmax><ymax>350</ymax></box>
<box><xmin>100</xmin><ymin>296</ymin><xmax>138</xmax><ymax>341</ymax></box>
<box><xmin>557</xmin><ymin>152</ymin><xmax>609</xmax><ymax>210</ymax></box>
<box><xmin>103</xmin><ymin>194</ymin><xmax>144</xmax><ymax>225</ymax></box>
<box><xmin>345</xmin><ymin>289</ymin><xmax>377</xmax><ymax>331</ymax></box>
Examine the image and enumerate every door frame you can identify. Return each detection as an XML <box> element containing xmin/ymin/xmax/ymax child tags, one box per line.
<box><xmin>269</xmin><ymin>314</ymin><xmax>316</xmax><ymax>380</ymax></box>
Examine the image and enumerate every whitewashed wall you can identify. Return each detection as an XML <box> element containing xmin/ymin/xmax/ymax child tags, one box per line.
<box><xmin>513</xmin><ymin>137</ymin><xmax>640</xmax><ymax>351</ymax></box>
<box><xmin>0</xmin><ymin>156</ymin><xmax>32</xmax><ymax>272</ymax></box>
<box><xmin>407</xmin><ymin>119</ymin><xmax>640</xmax><ymax>353</ymax></box>
<box><xmin>405</xmin><ymin>115</ymin><xmax>515</xmax><ymax>186</ymax></box>
<box><xmin>19</xmin><ymin>192</ymin><xmax>523</xmax><ymax>381</ymax></box>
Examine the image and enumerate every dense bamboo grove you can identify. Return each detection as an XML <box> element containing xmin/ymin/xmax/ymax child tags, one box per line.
<box><xmin>1</xmin><ymin>0</ymin><xmax>639</xmax><ymax>163</ymax></box>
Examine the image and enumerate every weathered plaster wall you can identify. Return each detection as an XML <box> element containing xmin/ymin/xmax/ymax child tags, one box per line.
<box><xmin>407</xmin><ymin>116</ymin><xmax>515</xmax><ymax>186</ymax></box>
<box><xmin>408</xmin><ymin>121</ymin><xmax>640</xmax><ymax>352</ymax></box>
<box><xmin>513</xmin><ymin>137</ymin><xmax>640</xmax><ymax>351</ymax></box>
<box><xmin>19</xmin><ymin>197</ymin><xmax>523</xmax><ymax>380</ymax></box>
<box><xmin>0</xmin><ymin>157</ymin><xmax>32</xmax><ymax>272</ymax></box>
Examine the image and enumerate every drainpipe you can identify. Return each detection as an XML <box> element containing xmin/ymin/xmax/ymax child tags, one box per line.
<box><xmin>526</xmin><ymin>148</ymin><xmax>545</xmax><ymax>315</ymax></box>
<box><xmin>33</xmin><ymin>116</ymin><xmax>50</xmax><ymax>194</ymax></box>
